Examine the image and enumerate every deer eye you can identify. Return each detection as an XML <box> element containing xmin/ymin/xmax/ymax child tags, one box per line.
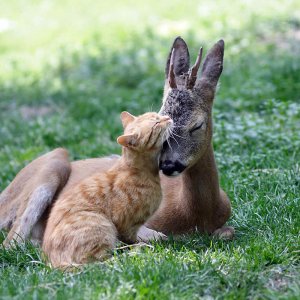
<box><xmin>190</xmin><ymin>122</ymin><xmax>204</xmax><ymax>134</ymax></box>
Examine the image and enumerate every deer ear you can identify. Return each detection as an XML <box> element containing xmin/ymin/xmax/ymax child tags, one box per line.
<box><xmin>120</xmin><ymin>111</ymin><xmax>135</xmax><ymax>128</ymax></box>
<box><xmin>117</xmin><ymin>134</ymin><xmax>137</xmax><ymax>148</ymax></box>
<box><xmin>200</xmin><ymin>39</ymin><xmax>224</xmax><ymax>87</ymax></box>
<box><xmin>165</xmin><ymin>37</ymin><xmax>190</xmax><ymax>85</ymax></box>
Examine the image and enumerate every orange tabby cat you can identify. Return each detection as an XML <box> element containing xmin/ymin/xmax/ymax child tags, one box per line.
<box><xmin>42</xmin><ymin>111</ymin><xmax>172</xmax><ymax>268</ymax></box>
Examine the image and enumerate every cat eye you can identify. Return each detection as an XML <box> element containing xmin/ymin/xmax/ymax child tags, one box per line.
<box><xmin>190</xmin><ymin>122</ymin><xmax>204</xmax><ymax>134</ymax></box>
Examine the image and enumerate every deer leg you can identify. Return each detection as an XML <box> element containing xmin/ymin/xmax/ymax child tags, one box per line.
<box><xmin>3</xmin><ymin>184</ymin><xmax>58</xmax><ymax>247</ymax></box>
<box><xmin>1</xmin><ymin>148</ymin><xmax>71</xmax><ymax>247</ymax></box>
<box><xmin>0</xmin><ymin>190</ymin><xmax>19</xmax><ymax>232</ymax></box>
<box><xmin>212</xmin><ymin>188</ymin><xmax>234</xmax><ymax>240</ymax></box>
<box><xmin>212</xmin><ymin>226</ymin><xmax>235</xmax><ymax>240</ymax></box>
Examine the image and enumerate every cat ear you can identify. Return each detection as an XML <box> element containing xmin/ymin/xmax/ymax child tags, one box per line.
<box><xmin>117</xmin><ymin>134</ymin><xmax>137</xmax><ymax>148</ymax></box>
<box><xmin>120</xmin><ymin>111</ymin><xmax>136</xmax><ymax>128</ymax></box>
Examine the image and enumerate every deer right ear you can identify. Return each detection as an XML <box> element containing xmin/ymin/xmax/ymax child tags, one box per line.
<box><xmin>165</xmin><ymin>37</ymin><xmax>190</xmax><ymax>88</ymax></box>
<box><xmin>199</xmin><ymin>39</ymin><xmax>224</xmax><ymax>87</ymax></box>
<box><xmin>120</xmin><ymin>111</ymin><xmax>135</xmax><ymax>128</ymax></box>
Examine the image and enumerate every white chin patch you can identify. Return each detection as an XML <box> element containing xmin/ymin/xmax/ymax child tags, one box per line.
<box><xmin>170</xmin><ymin>171</ymin><xmax>180</xmax><ymax>177</ymax></box>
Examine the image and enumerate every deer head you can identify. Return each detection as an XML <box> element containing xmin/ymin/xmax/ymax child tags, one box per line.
<box><xmin>159</xmin><ymin>37</ymin><xmax>224</xmax><ymax>176</ymax></box>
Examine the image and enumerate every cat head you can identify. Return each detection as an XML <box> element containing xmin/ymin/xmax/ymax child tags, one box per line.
<box><xmin>117</xmin><ymin>111</ymin><xmax>173</xmax><ymax>152</ymax></box>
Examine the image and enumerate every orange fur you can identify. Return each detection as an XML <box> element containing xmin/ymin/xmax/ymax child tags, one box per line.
<box><xmin>1</xmin><ymin>37</ymin><xmax>234</xmax><ymax>249</ymax></box>
<box><xmin>42</xmin><ymin>112</ymin><xmax>172</xmax><ymax>268</ymax></box>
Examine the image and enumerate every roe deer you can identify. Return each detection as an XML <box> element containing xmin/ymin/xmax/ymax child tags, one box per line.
<box><xmin>0</xmin><ymin>37</ymin><xmax>233</xmax><ymax>247</ymax></box>
<box><xmin>146</xmin><ymin>37</ymin><xmax>233</xmax><ymax>237</ymax></box>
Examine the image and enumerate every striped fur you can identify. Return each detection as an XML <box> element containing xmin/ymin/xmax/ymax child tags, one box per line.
<box><xmin>42</xmin><ymin>112</ymin><xmax>172</xmax><ymax>268</ymax></box>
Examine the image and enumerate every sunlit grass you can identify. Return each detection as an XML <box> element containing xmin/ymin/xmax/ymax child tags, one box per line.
<box><xmin>0</xmin><ymin>0</ymin><xmax>299</xmax><ymax>299</ymax></box>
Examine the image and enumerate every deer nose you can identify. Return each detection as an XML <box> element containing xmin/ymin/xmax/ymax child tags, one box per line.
<box><xmin>159</xmin><ymin>160</ymin><xmax>186</xmax><ymax>177</ymax></box>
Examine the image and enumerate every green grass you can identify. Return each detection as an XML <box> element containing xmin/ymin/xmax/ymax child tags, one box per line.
<box><xmin>0</xmin><ymin>0</ymin><xmax>299</xmax><ymax>299</ymax></box>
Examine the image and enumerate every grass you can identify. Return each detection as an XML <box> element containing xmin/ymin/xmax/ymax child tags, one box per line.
<box><xmin>0</xmin><ymin>0</ymin><xmax>299</xmax><ymax>299</ymax></box>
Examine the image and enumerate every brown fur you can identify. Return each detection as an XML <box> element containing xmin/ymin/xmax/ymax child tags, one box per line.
<box><xmin>0</xmin><ymin>148</ymin><xmax>70</xmax><ymax>246</ymax></box>
<box><xmin>0</xmin><ymin>37</ymin><xmax>233</xmax><ymax>249</ymax></box>
<box><xmin>147</xmin><ymin>38</ymin><xmax>233</xmax><ymax>238</ymax></box>
<box><xmin>148</xmin><ymin>147</ymin><xmax>232</xmax><ymax>235</ymax></box>
<box><xmin>42</xmin><ymin>112</ymin><xmax>172</xmax><ymax>268</ymax></box>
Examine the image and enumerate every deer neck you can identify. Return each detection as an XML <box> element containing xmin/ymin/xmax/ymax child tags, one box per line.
<box><xmin>181</xmin><ymin>143</ymin><xmax>220</xmax><ymax>214</ymax></box>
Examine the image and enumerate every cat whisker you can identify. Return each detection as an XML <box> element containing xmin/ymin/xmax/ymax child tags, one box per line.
<box><xmin>167</xmin><ymin>138</ymin><xmax>173</xmax><ymax>152</ymax></box>
<box><xmin>168</xmin><ymin>126</ymin><xmax>187</xmax><ymax>141</ymax></box>
<box><xmin>162</xmin><ymin>130</ymin><xmax>173</xmax><ymax>152</ymax></box>
<box><xmin>167</xmin><ymin>130</ymin><xmax>179</xmax><ymax>148</ymax></box>
<box><xmin>170</xmin><ymin>131</ymin><xmax>187</xmax><ymax>140</ymax></box>
<box><xmin>165</xmin><ymin>129</ymin><xmax>173</xmax><ymax>152</ymax></box>
<box><xmin>170</xmin><ymin>135</ymin><xmax>179</xmax><ymax>147</ymax></box>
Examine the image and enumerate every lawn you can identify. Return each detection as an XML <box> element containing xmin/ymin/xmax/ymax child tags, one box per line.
<box><xmin>0</xmin><ymin>0</ymin><xmax>299</xmax><ymax>299</ymax></box>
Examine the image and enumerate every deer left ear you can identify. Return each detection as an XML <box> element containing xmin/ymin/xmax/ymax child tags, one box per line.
<box><xmin>120</xmin><ymin>111</ymin><xmax>136</xmax><ymax>128</ymax></box>
<box><xmin>117</xmin><ymin>134</ymin><xmax>137</xmax><ymax>148</ymax></box>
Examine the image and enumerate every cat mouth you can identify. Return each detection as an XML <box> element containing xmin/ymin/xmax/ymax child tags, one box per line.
<box><xmin>161</xmin><ymin>118</ymin><xmax>173</xmax><ymax>131</ymax></box>
<box><xmin>161</xmin><ymin>117</ymin><xmax>173</xmax><ymax>127</ymax></box>
<box><xmin>153</xmin><ymin>117</ymin><xmax>172</xmax><ymax>127</ymax></box>
<box><xmin>149</xmin><ymin>117</ymin><xmax>173</xmax><ymax>148</ymax></box>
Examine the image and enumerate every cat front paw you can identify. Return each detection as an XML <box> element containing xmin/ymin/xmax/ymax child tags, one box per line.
<box><xmin>137</xmin><ymin>225</ymin><xmax>167</xmax><ymax>242</ymax></box>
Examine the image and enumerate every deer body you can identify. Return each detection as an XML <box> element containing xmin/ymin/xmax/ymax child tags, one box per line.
<box><xmin>149</xmin><ymin>144</ymin><xmax>231</xmax><ymax>235</ymax></box>
<box><xmin>0</xmin><ymin>37</ymin><xmax>233</xmax><ymax>246</ymax></box>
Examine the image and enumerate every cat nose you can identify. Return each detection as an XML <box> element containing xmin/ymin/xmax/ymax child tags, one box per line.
<box><xmin>161</xmin><ymin>116</ymin><xmax>171</xmax><ymax>122</ymax></box>
<box><xmin>163</xmin><ymin>117</ymin><xmax>173</xmax><ymax>126</ymax></box>
<box><xmin>159</xmin><ymin>160</ymin><xmax>186</xmax><ymax>176</ymax></box>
